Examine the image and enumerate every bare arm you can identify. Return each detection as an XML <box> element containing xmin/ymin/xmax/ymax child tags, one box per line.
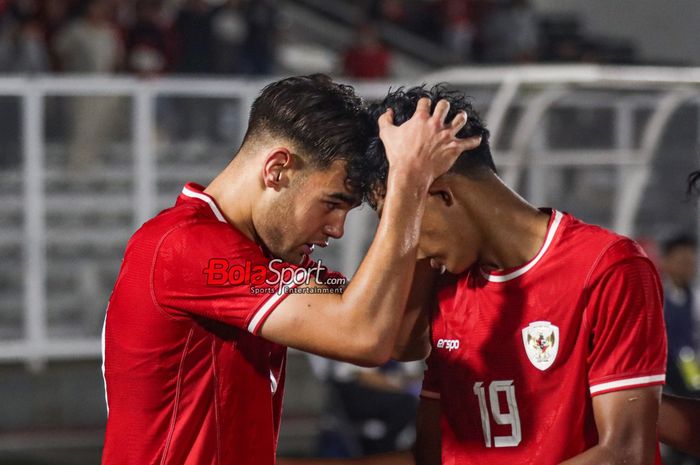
<box><xmin>413</xmin><ymin>398</ymin><xmax>442</xmax><ymax>465</ymax></box>
<box><xmin>658</xmin><ymin>392</ymin><xmax>700</xmax><ymax>457</ymax></box>
<box><xmin>559</xmin><ymin>387</ymin><xmax>661</xmax><ymax>465</ymax></box>
<box><xmin>261</xmin><ymin>101</ymin><xmax>481</xmax><ymax>365</ymax></box>
<box><xmin>392</xmin><ymin>259</ymin><xmax>436</xmax><ymax>362</ymax></box>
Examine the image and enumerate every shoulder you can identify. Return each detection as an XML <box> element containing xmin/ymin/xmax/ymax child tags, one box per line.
<box><xmin>559</xmin><ymin>214</ymin><xmax>650</xmax><ymax>268</ymax></box>
<box><xmin>583</xmin><ymin>235</ymin><xmax>662</xmax><ymax>312</ymax></box>
<box><xmin>589</xmin><ymin>236</ymin><xmax>655</xmax><ymax>283</ymax></box>
<box><xmin>558</xmin><ymin>213</ymin><xmax>624</xmax><ymax>250</ymax></box>
<box><xmin>138</xmin><ymin>204</ymin><xmax>263</xmax><ymax>262</ymax></box>
<box><xmin>164</xmin><ymin>222</ymin><xmax>261</xmax><ymax>260</ymax></box>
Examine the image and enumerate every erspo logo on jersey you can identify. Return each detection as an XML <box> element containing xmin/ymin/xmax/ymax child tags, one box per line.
<box><xmin>203</xmin><ymin>258</ymin><xmax>346</xmax><ymax>294</ymax></box>
<box><xmin>436</xmin><ymin>338</ymin><xmax>460</xmax><ymax>351</ymax></box>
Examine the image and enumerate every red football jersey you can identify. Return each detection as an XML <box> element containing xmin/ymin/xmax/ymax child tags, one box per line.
<box><xmin>421</xmin><ymin>210</ymin><xmax>666</xmax><ymax>465</ymax></box>
<box><xmin>102</xmin><ymin>183</ymin><xmax>315</xmax><ymax>465</ymax></box>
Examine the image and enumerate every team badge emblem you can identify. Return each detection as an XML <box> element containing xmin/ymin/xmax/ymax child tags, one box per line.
<box><xmin>521</xmin><ymin>321</ymin><xmax>559</xmax><ymax>371</ymax></box>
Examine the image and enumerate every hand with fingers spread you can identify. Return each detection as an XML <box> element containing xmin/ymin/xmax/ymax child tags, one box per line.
<box><xmin>378</xmin><ymin>97</ymin><xmax>482</xmax><ymax>186</ymax></box>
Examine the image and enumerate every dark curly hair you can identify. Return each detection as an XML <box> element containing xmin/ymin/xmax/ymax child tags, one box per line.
<box><xmin>242</xmin><ymin>74</ymin><xmax>383</xmax><ymax>205</ymax></box>
<box><xmin>366</xmin><ymin>84</ymin><xmax>494</xmax><ymax>205</ymax></box>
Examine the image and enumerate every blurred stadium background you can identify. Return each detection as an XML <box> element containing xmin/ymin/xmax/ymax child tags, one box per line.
<box><xmin>0</xmin><ymin>0</ymin><xmax>699</xmax><ymax>464</ymax></box>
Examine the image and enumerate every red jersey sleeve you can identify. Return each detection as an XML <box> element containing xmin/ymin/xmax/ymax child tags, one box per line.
<box><xmin>152</xmin><ymin>221</ymin><xmax>300</xmax><ymax>335</ymax></box>
<box><xmin>585</xmin><ymin>240</ymin><xmax>667</xmax><ymax>396</ymax></box>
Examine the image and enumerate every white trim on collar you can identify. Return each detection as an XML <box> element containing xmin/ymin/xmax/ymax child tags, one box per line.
<box><xmin>480</xmin><ymin>210</ymin><xmax>563</xmax><ymax>283</ymax></box>
<box><xmin>181</xmin><ymin>186</ymin><xmax>227</xmax><ymax>223</ymax></box>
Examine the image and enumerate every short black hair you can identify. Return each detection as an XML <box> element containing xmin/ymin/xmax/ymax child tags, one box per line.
<box><xmin>243</xmin><ymin>74</ymin><xmax>381</xmax><ymax>204</ymax></box>
<box><xmin>662</xmin><ymin>233</ymin><xmax>697</xmax><ymax>256</ymax></box>
<box><xmin>366</xmin><ymin>84</ymin><xmax>494</xmax><ymax>198</ymax></box>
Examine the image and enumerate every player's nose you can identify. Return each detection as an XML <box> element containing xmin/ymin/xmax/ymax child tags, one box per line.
<box><xmin>323</xmin><ymin>221</ymin><xmax>344</xmax><ymax>239</ymax></box>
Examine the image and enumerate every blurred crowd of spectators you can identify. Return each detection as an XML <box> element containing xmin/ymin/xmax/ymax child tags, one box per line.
<box><xmin>340</xmin><ymin>0</ymin><xmax>638</xmax><ymax>79</ymax></box>
<box><xmin>0</xmin><ymin>0</ymin><xmax>643</xmax><ymax>81</ymax></box>
<box><xmin>0</xmin><ymin>0</ymin><xmax>278</xmax><ymax>76</ymax></box>
<box><xmin>362</xmin><ymin>0</ymin><xmax>538</xmax><ymax>64</ymax></box>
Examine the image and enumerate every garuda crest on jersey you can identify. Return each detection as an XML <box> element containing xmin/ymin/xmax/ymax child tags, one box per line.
<box><xmin>521</xmin><ymin>321</ymin><xmax>559</xmax><ymax>371</ymax></box>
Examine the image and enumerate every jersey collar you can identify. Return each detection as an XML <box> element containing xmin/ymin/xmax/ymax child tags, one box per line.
<box><xmin>179</xmin><ymin>183</ymin><xmax>227</xmax><ymax>223</ymax></box>
<box><xmin>479</xmin><ymin>209</ymin><xmax>564</xmax><ymax>283</ymax></box>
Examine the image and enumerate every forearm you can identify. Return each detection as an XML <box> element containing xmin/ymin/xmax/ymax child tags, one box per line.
<box><xmin>559</xmin><ymin>445</ymin><xmax>630</xmax><ymax>465</ymax></box>
<box><xmin>330</xmin><ymin>98</ymin><xmax>477</xmax><ymax>362</ymax></box>
<box><xmin>334</xmin><ymin>170</ymin><xmax>430</xmax><ymax>362</ymax></box>
<box><xmin>278</xmin><ymin>451</ymin><xmax>414</xmax><ymax>465</ymax></box>
<box><xmin>659</xmin><ymin>393</ymin><xmax>700</xmax><ymax>456</ymax></box>
<box><xmin>560</xmin><ymin>441</ymin><xmax>656</xmax><ymax>465</ymax></box>
<box><xmin>259</xmin><ymin>98</ymin><xmax>476</xmax><ymax>363</ymax></box>
<box><xmin>392</xmin><ymin>260</ymin><xmax>435</xmax><ymax>361</ymax></box>
<box><xmin>262</xmin><ymin>171</ymin><xmax>431</xmax><ymax>365</ymax></box>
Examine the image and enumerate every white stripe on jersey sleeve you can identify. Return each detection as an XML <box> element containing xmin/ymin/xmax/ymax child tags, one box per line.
<box><xmin>247</xmin><ymin>281</ymin><xmax>303</xmax><ymax>334</ymax></box>
<box><xmin>589</xmin><ymin>374</ymin><xmax>665</xmax><ymax>395</ymax></box>
<box><xmin>247</xmin><ymin>292</ymin><xmax>287</xmax><ymax>333</ymax></box>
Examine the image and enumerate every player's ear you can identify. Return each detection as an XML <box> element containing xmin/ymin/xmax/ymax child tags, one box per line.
<box><xmin>261</xmin><ymin>148</ymin><xmax>292</xmax><ymax>189</ymax></box>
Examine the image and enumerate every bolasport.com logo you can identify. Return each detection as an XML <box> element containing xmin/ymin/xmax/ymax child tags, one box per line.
<box><xmin>203</xmin><ymin>258</ymin><xmax>346</xmax><ymax>295</ymax></box>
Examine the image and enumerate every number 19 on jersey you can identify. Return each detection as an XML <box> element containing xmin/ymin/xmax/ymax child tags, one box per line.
<box><xmin>472</xmin><ymin>380</ymin><xmax>522</xmax><ymax>447</ymax></box>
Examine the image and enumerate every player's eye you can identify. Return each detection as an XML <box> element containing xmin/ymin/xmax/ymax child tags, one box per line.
<box><xmin>324</xmin><ymin>201</ymin><xmax>340</xmax><ymax>211</ymax></box>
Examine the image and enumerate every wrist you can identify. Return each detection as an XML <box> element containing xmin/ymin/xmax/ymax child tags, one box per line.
<box><xmin>387</xmin><ymin>167</ymin><xmax>432</xmax><ymax>194</ymax></box>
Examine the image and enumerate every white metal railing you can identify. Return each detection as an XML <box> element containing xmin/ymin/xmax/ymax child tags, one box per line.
<box><xmin>1</xmin><ymin>65</ymin><xmax>699</xmax><ymax>369</ymax></box>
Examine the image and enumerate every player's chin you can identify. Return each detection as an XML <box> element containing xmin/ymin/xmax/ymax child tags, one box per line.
<box><xmin>433</xmin><ymin>255</ymin><xmax>465</xmax><ymax>275</ymax></box>
<box><xmin>448</xmin><ymin>263</ymin><xmax>467</xmax><ymax>275</ymax></box>
<box><xmin>273</xmin><ymin>249</ymin><xmax>302</xmax><ymax>265</ymax></box>
<box><xmin>451</xmin><ymin>256</ymin><xmax>476</xmax><ymax>275</ymax></box>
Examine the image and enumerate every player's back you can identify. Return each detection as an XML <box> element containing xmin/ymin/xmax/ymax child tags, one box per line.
<box><xmin>424</xmin><ymin>210</ymin><xmax>666</xmax><ymax>465</ymax></box>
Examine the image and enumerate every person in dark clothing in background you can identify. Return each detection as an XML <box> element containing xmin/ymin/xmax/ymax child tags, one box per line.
<box><xmin>662</xmin><ymin>234</ymin><xmax>700</xmax><ymax>396</ymax></box>
<box><xmin>241</xmin><ymin>0</ymin><xmax>277</xmax><ymax>75</ymax></box>
<box><xmin>172</xmin><ymin>0</ymin><xmax>212</xmax><ymax>74</ymax></box>
<box><xmin>126</xmin><ymin>0</ymin><xmax>173</xmax><ymax>76</ymax></box>
<box><xmin>661</xmin><ymin>233</ymin><xmax>700</xmax><ymax>465</ymax></box>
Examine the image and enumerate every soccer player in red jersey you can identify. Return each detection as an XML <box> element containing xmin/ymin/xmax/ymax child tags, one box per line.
<box><xmin>282</xmin><ymin>85</ymin><xmax>667</xmax><ymax>465</ymax></box>
<box><xmin>384</xmin><ymin>85</ymin><xmax>666</xmax><ymax>465</ymax></box>
<box><xmin>101</xmin><ymin>75</ymin><xmax>481</xmax><ymax>465</ymax></box>
<box><xmin>655</xmin><ymin>172</ymin><xmax>700</xmax><ymax>458</ymax></box>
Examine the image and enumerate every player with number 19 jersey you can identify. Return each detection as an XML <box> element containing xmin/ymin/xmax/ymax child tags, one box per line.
<box><xmin>421</xmin><ymin>209</ymin><xmax>667</xmax><ymax>465</ymax></box>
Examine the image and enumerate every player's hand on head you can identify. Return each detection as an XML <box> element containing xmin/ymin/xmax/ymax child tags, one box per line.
<box><xmin>378</xmin><ymin>97</ymin><xmax>482</xmax><ymax>183</ymax></box>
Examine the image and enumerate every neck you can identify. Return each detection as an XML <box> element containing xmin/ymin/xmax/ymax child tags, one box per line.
<box><xmin>204</xmin><ymin>156</ymin><xmax>260</xmax><ymax>243</ymax></box>
<box><xmin>457</xmin><ymin>174</ymin><xmax>551</xmax><ymax>271</ymax></box>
